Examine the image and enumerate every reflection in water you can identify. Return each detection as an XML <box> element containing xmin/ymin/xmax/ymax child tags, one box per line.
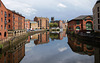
<box><xmin>50</xmin><ymin>31</ymin><xmax>66</xmax><ymax>41</ymax></box>
<box><xmin>34</xmin><ymin>32</ymin><xmax>50</xmax><ymax>45</ymax></box>
<box><xmin>1</xmin><ymin>31</ymin><xmax>100</xmax><ymax>63</ymax></box>
<box><xmin>0</xmin><ymin>41</ymin><xmax>25</xmax><ymax>63</ymax></box>
<box><xmin>67</xmin><ymin>34</ymin><xmax>100</xmax><ymax>63</ymax></box>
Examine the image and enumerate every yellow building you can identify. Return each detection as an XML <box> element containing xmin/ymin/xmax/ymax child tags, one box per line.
<box><xmin>30</xmin><ymin>21</ymin><xmax>40</xmax><ymax>30</ymax></box>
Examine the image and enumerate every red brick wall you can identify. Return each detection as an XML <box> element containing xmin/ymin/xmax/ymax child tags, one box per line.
<box><xmin>25</xmin><ymin>20</ymin><xmax>30</xmax><ymax>30</ymax></box>
<box><xmin>0</xmin><ymin>0</ymin><xmax>8</xmax><ymax>40</ymax></box>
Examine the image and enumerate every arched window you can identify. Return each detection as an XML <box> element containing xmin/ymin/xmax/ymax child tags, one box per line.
<box><xmin>4</xmin><ymin>32</ymin><xmax>6</xmax><ymax>37</ymax></box>
<box><xmin>86</xmin><ymin>22</ymin><xmax>92</xmax><ymax>30</ymax></box>
<box><xmin>76</xmin><ymin>26</ymin><xmax>80</xmax><ymax>30</ymax></box>
<box><xmin>0</xmin><ymin>32</ymin><xmax>1</xmax><ymax>36</ymax></box>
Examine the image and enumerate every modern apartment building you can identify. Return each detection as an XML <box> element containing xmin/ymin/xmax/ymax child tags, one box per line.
<box><xmin>0</xmin><ymin>0</ymin><xmax>8</xmax><ymax>40</ymax></box>
<box><xmin>34</xmin><ymin>17</ymin><xmax>49</xmax><ymax>29</ymax></box>
<box><xmin>93</xmin><ymin>0</ymin><xmax>100</xmax><ymax>32</ymax></box>
<box><xmin>68</xmin><ymin>15</ymin><xmax>93</xmax><ymax>33</ymax></box>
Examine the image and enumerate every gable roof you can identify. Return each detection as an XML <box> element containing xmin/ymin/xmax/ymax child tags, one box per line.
<box><xmin>72</xmin><ymin>15</ymin><xmax>93</xmax><ymax>20</ymax></box>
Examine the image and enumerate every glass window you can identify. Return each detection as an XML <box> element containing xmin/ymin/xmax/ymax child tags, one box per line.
<box><xmin>98</xmin><ymin>25</ymin><xmax>100</xmax><ymax>30</ymax></box>
<box><xmin>1</xmin><ymin>25</ymin><xmax>2</xmax><ymax>29</ymax></box>
<box><xmin>0</xmin><ymin>2</ymin><xmax>1</xmax><ymax>7</ymax></box>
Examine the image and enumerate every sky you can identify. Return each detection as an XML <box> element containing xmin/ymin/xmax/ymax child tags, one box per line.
<box><xmin>2</xmin><ymin>0</ymin><xmax>97</xmax><ymax>20</ymax></box>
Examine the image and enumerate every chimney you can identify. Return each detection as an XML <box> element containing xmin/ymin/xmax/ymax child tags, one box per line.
<box><xmin>51</xmin><ymin>17</ymin><xmax>54</xmax><ymax>21</ymax></box>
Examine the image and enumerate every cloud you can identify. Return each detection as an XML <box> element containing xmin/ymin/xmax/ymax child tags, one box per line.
<box><xmin>57</xmin><ymin>3</ymin><xmax>67</xmax><ymax>8</ymax></box>
<box><xmin>2</xmin><ymin>0</ymin><xmax>37</xmax><ymax>16</ymax></box>
<box><xmin>58</xmin><ymin>47</ymin><xmax>67</xmax><ymax>52</ymax></box>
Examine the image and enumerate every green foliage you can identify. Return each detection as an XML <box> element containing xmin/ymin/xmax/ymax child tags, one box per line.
<box><xmin>53</xmin><ymin>23</ymin><xmax>58</xmax><ymax>27</ymax></box>
<box><xmin>0</xmin><ymin>44</ymin><xmax>3</xmax><ymax>49</ymax></box>
<box><xmin>49</xmin><ymin>23</ymin><xmax>54</xmax><ymax>27</ymax></box>
<box><xmin>50</xmin><ymin>34</ymin><xmax>58</xmax><ymax>38</ymax></box>
<box><xmin>49</xmin><ymin>23</ymin><xmax>58</xmax><ymax>27</ymax></box>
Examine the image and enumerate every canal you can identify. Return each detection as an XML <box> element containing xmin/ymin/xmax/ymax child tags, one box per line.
<box><xmin>0</xmin><ymin>31</ymin><xmax>100</xmax><ymax>63</ymax></box>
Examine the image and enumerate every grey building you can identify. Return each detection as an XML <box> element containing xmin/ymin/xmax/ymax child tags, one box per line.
<box><xmin>93</xmin><ymin>0</ymin><xmax>100</xmax><ymax>32</ymax></box>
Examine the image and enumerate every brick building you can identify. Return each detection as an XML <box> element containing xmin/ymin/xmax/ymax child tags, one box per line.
<box><xmin>68</xmin><ymin>35</ymin><xmax>94</xmax><ymax>56</ymax></box>
<box><xmin>7</xmin><ymin>9</ymin><xmax>25</xmax><ymax>31</ymax></box>
<box><xmin>30</xmin><ymin>21</ymin><xmax>40</xmax><ymax>30</ymax></box>
<box><xmin>93</xmin><ymin>0</ymin><xmax>100</xmax><ymax>32</ymax></box>
<box><xmin>68</xmin><ymin>15</ymin><xmax>93</xmax><ymax>33</ymax></box>
<box><xmin>34</xmin><ymin>17</ymin><xmax>49</xmax><ymax>29</ymax></box>
<box><xmin>25</xmin><ymin>19</ymin><xmax>30</xmax><ymax>30</ymax></box>
<box><xmin>34</xmin><ymin>32</ymin><xmax>49</xmax><ymax>45</ymax></box>
<box><xmin>50</xmin><ymin>17</ymin><xmax>66</xmax><ymax>29</ymax></box>
<box><xmin>0</xmin><ymin>0</ymin><xmax>8</xmax><ymax>40</ymax></box>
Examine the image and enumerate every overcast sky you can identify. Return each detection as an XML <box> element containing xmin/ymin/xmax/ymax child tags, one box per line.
<box><xmin>2</xmin><ymin>0</ymin><xmax>97</xmax><ymax>20</ymax></box>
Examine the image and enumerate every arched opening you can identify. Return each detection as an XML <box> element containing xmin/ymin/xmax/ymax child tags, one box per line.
<box><xmin>86</xmin><ymin>22</ymin><xmax>93</xmax><ymax>30</ymax></box>
<box><xmin>0</xmin><ymin>32</ymin><xmax>1</xmax><ymax>36</ymax></box>
<box><xmin>76</xmin><ymin>26</ymin><xmax>80</xmax><ymax>30</ymax></box>
<box><xmin>4</xmin><ymin>32</ymin><xmax>6</xmax><ymax>37</ymax></box>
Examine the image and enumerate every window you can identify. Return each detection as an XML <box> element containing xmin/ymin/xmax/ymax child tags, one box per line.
<box><xmin>0</xmin><ymin>33</ymin><xmax>1</xmax><ymax>36</ymax></box>
<box><xmin>1</xmin><ymin>25</ymin><xmax>2</xmax><ymax>29</ymax></box>
<box><xmin>97</xmin><ymin>7</ymin><xmax>99</xmax><ymax>12</ymax></box>
<box><xmin>76</xmin><ymin>26</ymin><xmax>80</xmax><ymax>30</ymax></box>
<box><xmin>8</xmin><ymin>14</ymin><xmax>10</xmax><ymax>17</ymax></box>
<box><xmin>1</xmin><ymin>10</ymin><xmax>3</xmax><ymax>15</ymax></box>
<box><xmin>8</xmin><ymin>19</ymin><xmax>10</xmax><ymax>23</ymax></box>
<box><xmin>8</xmin><ymin>25</ymin><xmax>10</xmax><ymax>28</ymax></box>
<box><xmin>98</xmin><ymin>19</ymin><xmax>100</xmax><ymax>24</ymax></box>
<box><xmin>98</xmin><ymin>13</ymin><xmax>99</xmax><ymax>18</ymax></box>
<box><xmin>1</xmin><ymin>18</ymin><xmax>3</xmax><ymax>22</ymax></box>
<box><xmin>4</xmin><ymin>32</ymin><xmax>6</xmax><ymax>37</ymax></box>
<box><xmin>98</xmin><ymin>25</ymin><xmax>100</xmax><ymax>30</ymax></box>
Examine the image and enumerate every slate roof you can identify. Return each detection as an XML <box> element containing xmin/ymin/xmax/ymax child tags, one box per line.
<box><xmin>72</xmin><ymin>15</ymin><xmax>93</xmax><ymax>20</ymax></box>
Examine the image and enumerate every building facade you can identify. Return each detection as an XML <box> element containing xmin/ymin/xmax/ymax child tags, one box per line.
<box><xmin>50</xmin><ymin>17</ymin><xmax>66</xmax><ymax>29</ymax></box>
<box><xmin>30</xmin><ymin>21</ymin><xmax>40</xmax><ymax>30</ymax></box>
<box><xmin>7</xmin><ymin>9</ymin><xmax>25</xmax><ymax>31</ymax></box>
<box><xmin>34</xmin><ymin>17</ymin><xmax>49</xmax><ymax>29</ymax></box>
<box><xmin>68</xmin><ymin>15</ymin><xmax>93</xmax><ymax>33</ymax></box>
<box><xmin>25</xmin><ymin>19</ymin><xmax>30</xmax><ymax>30</ymax></box>
<box><xmin>93</xmin><ymin>0</ymin><xmax>100</xmax><ymax>32</ymax></box>
<box><xmin>0</xmin><ymin>0</ymin><xmax>8</xmax><ymax>40</ymax></box>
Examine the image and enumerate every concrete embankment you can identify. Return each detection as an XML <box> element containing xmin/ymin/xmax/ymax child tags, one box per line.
<box><xmin>0</xmin><ymin>30</ymin><xmax>47</xmax><ymax>50</ymax></box>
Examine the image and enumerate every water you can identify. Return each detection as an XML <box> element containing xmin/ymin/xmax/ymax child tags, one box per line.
<box><xmin>0</xmin><ymin>31</ymin><xmax>100</xmax><ymax>63</ymax></box>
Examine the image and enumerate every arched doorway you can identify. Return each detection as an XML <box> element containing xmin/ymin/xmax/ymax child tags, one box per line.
<box><xmin>86</xmin><ymin>22</ymin><xmax>93</xmax><ymax>30</ymax></box>
<box><xmin>76</xmin><ymin>26</ymin><xmax>80</xmax><ymax>30</ymax></box>
<box><xmin>4</xmin><ymin>32</ymin><xmax>6</xmax><ymax>37</ymax></box>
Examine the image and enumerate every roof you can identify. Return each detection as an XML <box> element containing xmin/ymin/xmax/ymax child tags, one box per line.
<box><xmin>35</xmin><ymin>17</ymin><xmax>49</xmax><ymax>19</ymax></box>
<box><xmin>30</xmin><ymin>21</ymin><xmax>37</xmax><ymax>23</ymax></box>
<box><xmin>72</xmin><ymin>15</ymin><xmax>93</xmax><ymax>20</ymax></box>
<box><xmin>96</xmin><ymin>0</ymin><xmax>100</xmax><ymax>4</ymax></box>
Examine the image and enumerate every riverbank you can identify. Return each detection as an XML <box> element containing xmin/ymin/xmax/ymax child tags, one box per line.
<box><xmin>0</xmin><ymin>30</ymin><xmax>47</xmax><ymax>49</ymax></box>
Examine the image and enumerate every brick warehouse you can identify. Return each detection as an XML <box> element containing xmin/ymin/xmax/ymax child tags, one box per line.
<box><xmin>34</xmin><ymin>17</ymin><xmax>49</xmax><ymax>29</ymax></box>
<box><xmin>0</xmin><ymin>0</ymin><xmax>25</xmax><ymax>40</ymax></box>
<box><xmin>68</xmin><ymin>15</ymin><xmax>93</xmax><ymax>33</ymax></box>
<box><xmin>7</xmin><ymin>9</ymin><xmax>25</xmax><ymax>31</ymax></box>
<box><xmin>93</xmin><ymin>0</ymin><xmax>100</xmax><ymax>32</ymax></box>
<box><xmin>0</xmin><ymin>0</ymin><xmax>8</xmax><ymax>40</ymax></box>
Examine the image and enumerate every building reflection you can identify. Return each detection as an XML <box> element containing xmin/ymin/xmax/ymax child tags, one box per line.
<box><xmin>67</xmin><ymin>35</ymin><xmax>94</xmax><ymax>56</ymax></box>
<box><xmin>34</xmin><ymin>32</ymin><xmax>50</xmax><ymax>45</ymax></box>
<box><xmin>50</xmin><ymin>31</ymin><xmax>66</xmax><ymax>41</ymax></box>
<box><xmin>0</xmin><ymin>41</ymin><xmax>25</xmax><ymax>63</ymax></box>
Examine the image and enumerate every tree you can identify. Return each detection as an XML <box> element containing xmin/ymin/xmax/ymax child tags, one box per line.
<box><xmin>49</xmin><ymin>23</ymin><xmax>53</xmax><ymax>27</ymax></box>
<box><xmin>54</xmin><ymin>23</ymin><xmax>58</xmax><ymax>27</ymax></box>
